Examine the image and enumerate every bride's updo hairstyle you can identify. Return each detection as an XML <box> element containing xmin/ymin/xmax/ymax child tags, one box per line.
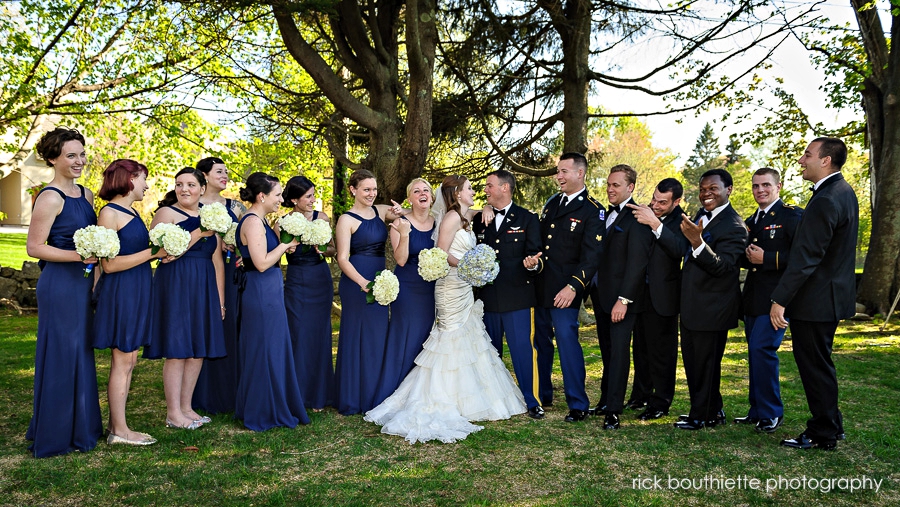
<box><xmin>440</xmin><ymin>174</ymin><xmax>470</xmax><ymax>231</ymax></box>
<box><xmin>239</xmin><ymin>172</ymin><xmax>280</xmax><ymax>204</ymax></box>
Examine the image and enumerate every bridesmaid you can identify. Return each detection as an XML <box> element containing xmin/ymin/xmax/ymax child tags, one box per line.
<box><xmin>372</xmin><ymin>178</ymin><xmax>437</xmax><ymax>406</ymax></box>
<box><xmin>282</xmin><ymin>176</ymin><xmax>335</xmax><ymax>411</ymax></box>
<box><xmin>192</xmin><ymin>156</ymin><xmax>245</xmax><ymax>415</ymax></box>
<box><xmin>94</xmin><ymin>159</ymin><xmax>169</xmax><ymax>446</ymax></box>
<box><xmin>25</xmin><ymin>127</ymin><xmax>103</xmax><ymax>457</ymax></box>
<box><xmin>234</xmin><ymin>172</ymin><xmax>310</xmax><ymax>431</ymax></box>
<box><xmin>144</xmin><ymin>167</ymin><xmax>225</xmax><ymax>430</ymax></box>
<box><xmin>334</xmin><ymin>169</ymin><xmax>405</xmax><ymax>415</ymax></box>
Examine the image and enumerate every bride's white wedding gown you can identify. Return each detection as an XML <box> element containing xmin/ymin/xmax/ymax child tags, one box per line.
<box><xmin>364</xmin><ymin>227</ymin><xmax>526</xmax><ymax>443</ymax></box>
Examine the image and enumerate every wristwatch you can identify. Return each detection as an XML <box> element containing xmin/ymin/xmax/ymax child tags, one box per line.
<box><xmin>567</xmin><ymin>284</ymin><xmax>576</xmax><ymax>293</ymax></box>
<box><xmin>617</xmin><ymin>297</ymin><xmax>631</xmax><ymax>306</ymax></box>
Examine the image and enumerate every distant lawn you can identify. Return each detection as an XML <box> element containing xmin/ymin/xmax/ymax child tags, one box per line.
<box><xmin>0</xmin><ymin>310</ymin><xmax>897</xmax><ymax>506</ymax></box>
<box><xmin>0</xmin><ymin>233</ymin><xmax>37</xmax><ymax>270</ymax></box>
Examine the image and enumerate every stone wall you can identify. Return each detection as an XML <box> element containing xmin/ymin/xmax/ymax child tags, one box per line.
<box><xmin>0</xmin><ymin>261</ymin><xmax>39</xmax><ymax>307</ymax></box>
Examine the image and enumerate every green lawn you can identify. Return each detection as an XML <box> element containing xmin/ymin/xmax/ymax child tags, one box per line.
<box><xmin>0</xmin><ymin>311</ymin><xmax>897</xmax><ymax>506</ymax></box>
<box><xmin>0</xmin><ymin>233</ymin><xmax>37</xmax><ymax>270</ymax></box>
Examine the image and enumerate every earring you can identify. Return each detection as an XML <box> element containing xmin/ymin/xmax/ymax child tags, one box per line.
<box><xmin>262</xmin><ymin>197</ymin><xmax>265</xmax><ymax>203</ymax></box>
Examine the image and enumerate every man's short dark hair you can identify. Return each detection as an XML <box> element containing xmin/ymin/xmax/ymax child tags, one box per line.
<box><xmin>811</xmin><ymin>137</ymin><xmax>848</xmax><ymax>170</ymax></box>
<box><xmin>753</xmin><ymin>167</ymin><xmax>780</xmax><ymax>183</ymax></box>
<box><xmin>487</xmin><ymin>169</ymin><xmax>516</xmax><ymax>194</ymax></box>
<box><xmin>609</xmin><ymin>164</ymin><xmax>637</xmax><ymax>186</ymax></box>
<box><xmin>560</xmin><ymin>152</ymin><xmax>588</xmax><ymax>172</ymax></box>
<box><xmin>700</xmin><ymin>168</ymin><xmax>733</xmax><ymax>188</ymax></box>
<box><xmin>656</xmin><ymin>177</ymin><xmax>684</xmax><ymax>200</ymax></box>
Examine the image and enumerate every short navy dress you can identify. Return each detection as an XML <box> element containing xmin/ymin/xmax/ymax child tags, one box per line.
<box><xmin>27</xmin><ymin>185</ymin><xmax>103</xmax><ymax>458</ymax></box>
<box><xmin>193</xmin><ymin>199</ymin><xmax>241</xmax><ymax>413</ymax></box>
<box><xmin>335</xmin><ymin>208</ymin><xmax>389</xmax><ymax>415</ymax></box>
<box><xmin>284</xmin><ymin>210</ymin><xmax>334</xmax><ymax>410</ymax></box>
<box><xmin>233</xmin><ymin>213</ymin><xmax>310</xmax><ymax>431</ymax></box>
<box><xmin>93</xmin><ymin>203</ymin><xmax>152</xmax><ymax>352</ymax></box>
<box><xmin>144</xmin><ymin>206</ymin><xmax>225</xmax><ymax>359</ymax></box>
<box><xmin>372</xmin><ymin>219</ymin><xmax>436</xmax><ymax>405</ymax></box>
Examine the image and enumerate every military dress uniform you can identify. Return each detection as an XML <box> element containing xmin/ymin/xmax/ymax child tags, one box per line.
<box><xmin>740</xmin><ymin>200</ymin><xmax>802</xmax><ymax>425</ymax></box>
<box><xmin>533</xmin><ymin>190</ymin><xmax>603</xmax><ymax>412</ymax></box>
<box><xmin>473</xmin><ymin>203</ymin><xmax>543</xmax><ymax>410</ymax></box>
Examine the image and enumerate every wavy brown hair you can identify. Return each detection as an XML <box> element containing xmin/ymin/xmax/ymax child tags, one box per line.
<box><xmin>440</xmin><ymin>174</ymin><xmax>470</xmax><ymax>230</ymax></box>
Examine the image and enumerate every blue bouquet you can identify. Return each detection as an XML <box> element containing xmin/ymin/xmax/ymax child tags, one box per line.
<box><xmin>457</xmin><ymin>244</ymin><xmax>500</xmax><ymax>287</ymax></box>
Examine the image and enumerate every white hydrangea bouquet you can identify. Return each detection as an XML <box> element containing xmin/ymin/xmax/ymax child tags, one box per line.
<box><xmin>199</xmin><ymin>202</ymin><xmax>233</xmax><ymax>238</ymax></box>
<box><xmin>278</xmin><ymin>212</ymin><xmax>308</xmax><ymax>244</ymax></box>
<box><xmin>149</xmin><ymin>222</ymin><xmax>191</xmax><ymax>258</ymax></box>
<box><xmin>457</xmin><ymin>243</ymin><xmax>500</xmax><ymax>287</ymax></box>
<box><xmin>366</xmin><ymin>270</ymin><xmax>400</xmax><ymax>305</ymax></box>
<box><xmin>300</xmin><ymin>218</ymin><xmax>332</xmax><ymax>253</ymax></box>
<box><xmin>222</xmin><ymin>222</ymin><xmax>239</xmax><ymax>263</ymax></box>
<box><xmin>417</xmin><ymin>247</ymin><xmax>450</xmax><ymax>281</ymax></box>
<box><xmin>73</xmin><ymin>225</ymin><xmax>120</xmax><ymax>277</ymax></box>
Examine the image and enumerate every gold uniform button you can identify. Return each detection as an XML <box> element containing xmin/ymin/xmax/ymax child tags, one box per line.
<box><xmin>753</xmin><ymin>238</ymin><xmax>757</xmax><ymax>242</ymax></box>
<box><xmin>547</xmin><ymin>235</ymin><xmax>552</xmax><ymax>239</ymax></box>
<box><xmin>545</xmin><ymin>245</ymin><xmax>550</xmax><ymax>250</ymax></box>
<box><xmin>496</xmin><ymin>239</ymin><xmax>500</xmax><ymax>243</ymax></box>
<box><xmin>752</xmin><ymin>268</ymin><xmax>757</xmax><ymax>272</ymax></box>
<box><xmin>550</xmin><ymin>224</ymin><xmax>555</xmax><ymax>229</ymax></box>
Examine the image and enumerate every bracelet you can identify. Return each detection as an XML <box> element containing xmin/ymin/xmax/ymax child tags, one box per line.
<box><xmin>220</xmin><ymin>305</ymin><xmax>226</xmax><ymax>310</ymax></box>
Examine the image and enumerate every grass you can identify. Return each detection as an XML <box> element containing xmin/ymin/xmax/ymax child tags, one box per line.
<box><xmin>0</xmin><ymin>310</ymin><xmax>897</xmax><ymax>506</ymax></box>
<box><xmin>0</xmin><ymin>233</ymin><xmax>36</xmax><ymax>270</ymax></box>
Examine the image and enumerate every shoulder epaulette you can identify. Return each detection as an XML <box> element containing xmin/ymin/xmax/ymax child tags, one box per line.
<box><xmin>586</xmin><ymin>195</ymin><xmax>601</xmax><ymax>208</ymax></box>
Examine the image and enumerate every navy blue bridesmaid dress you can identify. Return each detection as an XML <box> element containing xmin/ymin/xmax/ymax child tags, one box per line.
<box><xmin>372</xmin><ymin>218</ymin><xmax>436</xmax><ymax>405</ymax></box>
<box><xmin>144</xmin><ymin>206</ymin><xmax>225</xmax><ymax>360</ymax></box>
<box><xmin>93</xmin><ymin>203</ymin><xmax>152</xmax><ymax>352</ymax></box>
<box><xmin>193</xmin><ymin>200</ymin><xmax>241</xmax><ymax>413</ymax></box>
<box><xmin>233</xmin><ymin>213</ymin><xmax>310</xmax><ymax>431</ymax></box>
<box><xmin>335</xmin><ymin>208</ymin><xmax>389</xmax><ymax>415</ymax></box>
<box><xmin>26</xmin><ymin>185</ymin><xmax>103</xmax><ymax>458</ymax></box>
<box><xmin>284</xmin><ymin>210</ymin><xmax>334</xmax><ymax>410</ymax></box>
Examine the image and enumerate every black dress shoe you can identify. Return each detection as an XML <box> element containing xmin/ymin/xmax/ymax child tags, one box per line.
<box><xmin>625</xmin><ymin>399</ymin><xmax>647</xmax><ymax>410</ymax></box>
<box><xmin>564</xmin><ymin>409</ymin><xmax>587</xmax><ymax>422</ymax></box>
<box><xmin>603</xmin><ymin>413</ymin><xmax>620</xmax><ymax>430</ymax></box>
<box><xmin>733</xmin><ymin>415</ymin><xmax>760</xmax><ymax>425</ymax></box>
<box><xmin>755</xmin><ymin>417</ymin><xmax>783</xmax><ymax>433</ymax></box>
<box><xmin>836</xmin><ymin>432</ymin><xmax>846</xmax><ymax>441</ymax></box>
<box><xmin>706</xmin><ymin>409</ymin><xmax>726</xmax><ymax>427</ymax></box>
<box><xmin>677</xmin><ymin>414</ymin><xmax>689</xmax><ymax>422</ymax></box>
<box><xmin>637</xmin><ymin>408</ymin><xmax>668</xmax><ymax>421</ymax></box>
<box><xmin>674</xmin><ymin>419</ymin><xmax>705</xmax><ymax>430</ymax></box>
<box><xmin>780</xmin><ymin>432</ymin><xmax>836</xmax><ymax>450</ymax></box>
<box><xmin>527</xmin><ymin>406</ymin><xmax>545</xmax><ymax>420</ymax></box>
<box><xmin>587</xmin><ymin>403</ymin><xmax>606</xmax><ymax>416</ymax></box>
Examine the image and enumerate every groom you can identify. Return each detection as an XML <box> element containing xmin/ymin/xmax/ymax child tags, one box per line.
<box><xmin>473</xmin><ymin>169</ymin><xmax>545</xmax><ymax>419</ymax></box>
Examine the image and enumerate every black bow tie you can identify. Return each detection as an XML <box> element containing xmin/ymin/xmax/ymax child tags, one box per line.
<box><xmin>698</xmin><ymin>210</ymin><xmax>712</xmax><ymax>220</ymax></box>
<box><xmin>608</xmin><ymin>204</ymin><xmax>620</xmax><ymax>214</ymax></box>
<box><xmin>809</xmin><ymin>185</ymin><xmax>817</xmax><ymax>194</ymax></box>
<box><xmin>493</xmin><ymin>207</ymin><xmax>506</xmax><ymax>216</ymax></box>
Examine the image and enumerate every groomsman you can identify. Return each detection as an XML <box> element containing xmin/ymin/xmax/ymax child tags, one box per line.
<box><xmin>473</xmin><ymin>169</ymin><xmax>545</xmax><ymax>419</ymax></box>
<box><xmin>735</xmin><ymin>168</ymin><xmax>802</xmax><ymax>433</ymax></box>
<box><xmin>675</xmin><ymin>169</ymin><xmax>748</xmax><ymax>430</ymax></box>
<box><xmin>771</xmin><ymin>138</ymin><xmax>857</xmax><ymax>451</ymax></box>
<box><xmin>625</xmin><ymin>178</ymin><xmax>689</xmax><ymax>421</ymax></box>
<box><xmin>529</xmin><ymin>152</ymin><xmax>603</xmax><ymax>422</ymax></box>
<box><xmin>589</xmin><ymin>164</ymin><xmax>654</xmax><ymax>430</ymax></box>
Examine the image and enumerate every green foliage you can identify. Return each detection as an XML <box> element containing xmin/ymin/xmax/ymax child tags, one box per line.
<box><xmin>0</xmin><ymin>234</ymin><xmax>36</xmax><ymax>269</ymax></box>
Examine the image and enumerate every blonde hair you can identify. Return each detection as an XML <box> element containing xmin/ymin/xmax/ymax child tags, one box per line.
<box><xmin>406</xmin><ymin>177</ymin><xmax>434</xmax><ymax>201</ymax></box>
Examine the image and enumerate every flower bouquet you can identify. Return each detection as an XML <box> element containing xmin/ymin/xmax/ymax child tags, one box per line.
<box><xmin>73</xmin><ymin>225</ymin><xmax>120</xmax><ymax>277</ymax></box>
<box><xmin>278</xmin><ymin>212</ymin><xmax>308</xmax><ymax>244</ymax></box>
<box><xmin>300</xmin><ymin>218</ymin><xmax>332</xmax><ymax>253</ymax></box>
<box><xmin>199</xmin><ymin>202</ymin><xmax>232</xmax><ymax>245</ymax></box>
<box><xmin>149</xmin><ymin>222</ymin><xmax>191</xmax><ymax>259</ymax></box>
<box><xmin>457</xmin><ymin>244</ymin><xmax>500</xmax><ymax>287</ymax></box>
<box><xmin>366</xmin><ymin>270</ymin><xmax>400</xmax><ymax>305</ymax></box>
<box><xmin>222</xmin><ymin>222</ymin><xmax>239</xmax><ymax>263</ymax></box>
<box><xmin>417</xmin><ymin>247</ymin><xmax>450</xmax><ymax>281</ymax></box>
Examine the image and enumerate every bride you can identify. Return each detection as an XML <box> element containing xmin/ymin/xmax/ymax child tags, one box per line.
<box><xmin>364</xmin><ymin>175</ymin><xmax>526</xmax><ymax>443</ymax></box>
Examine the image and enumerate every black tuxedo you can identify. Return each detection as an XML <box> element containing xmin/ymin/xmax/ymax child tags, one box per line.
<box><xmin>533</xmin><ymin>189</ymin><xmax>603</xmax><ymax>411</ymax></box>
<box><xmin>590</xmin><ymin>197</ymin><xmax>654</xmax><ymax>414</ymax></box>
<box><xmin>630</xmin><ymin>206</ymin><xmax>688</xmax><ymax>412</ymax></box>
<box><xmin>473</xmin><ymin>204</ymin><xmax>543</xmax><ymax>409</ymax></box>
<box><xmin>771</xmin><ymin>173</ymin><xmax>858</xmax><ymax>442</ymax></box>
<box><xmin>473</xmin><ymin>204</ymin><xmax>541</xmax><ymax>313</ymax></box>
<box><xmin>680</xmin><ymin>203</ymin><xmax>748</xmax><ymax>421</ymax></box>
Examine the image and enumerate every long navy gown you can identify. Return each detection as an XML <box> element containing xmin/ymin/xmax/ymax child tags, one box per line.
<box><xmin>335</xmin><ymin>208</ymin><xmax>389</xmax><ymax>415</ymax></box>
<box><xmin>233</xmin><ymin>213</ymin><xmax>310</xmax><ymax>431</ymax></box>
<box><xmin>372</xmin><ymin>218</ymin><xmax>436</xmax><ymax>405</ymax></box>
<box><xmin>144</xmin><ymin>207</ymin><xmax>225</xmax><ymax>360</ymax></box>
<box><xmin>193</xmin><ymin>200</ymin><xmax>241</xmax><ymax>413</ymax></box>
<box><xmin>93</xmin><ymin>203</ymin><xmax>152</xmax><ymax>352</ymax></box>
<box><xmin>284</xmin><ymin>210</ymin><xmax>334</xmax><ymax>410</ymax></box>
<box><xmin>27</xmin><ymin>185</ymin><xmax>103</xmax><ymax>458</ymax></box>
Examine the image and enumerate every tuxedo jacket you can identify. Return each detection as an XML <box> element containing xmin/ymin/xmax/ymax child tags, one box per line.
<box><xmin>680</xmin><ymin>203</ymin><xmax>748</xmax><ymax>331</ymax></box>
<box><xmin>536</xmin><ymin>190</ymin><xmax>603</xmax><ymax>308</ymax></box>
<box><xmin>646</xmin><ymin>206</ymin><xmax>689</xmax><ymax>317</ymax></box>
<box><xmin>595</xmin><ymin>200</ymin><xmax>655</xmax><ymax>314</ymax></box>
<box><xmin>473</xmin><ymin>203</ymin><xmax>542</xmax><ymax>313</ymax></box>
<box><xmin>770</xmin><ymin>174</ymin><xmax>858</xmax><ymax>322</ymax></box>
<box><xmin>741</xmin><ymin>200</ymin><xmax>803</xmax><ymax>316</ymax></box>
